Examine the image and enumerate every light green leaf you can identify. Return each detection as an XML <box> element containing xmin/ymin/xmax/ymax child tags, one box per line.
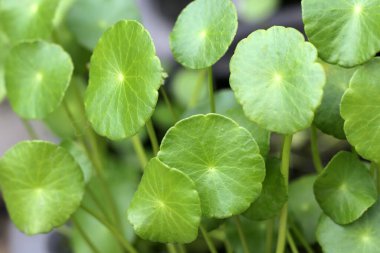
<box><xmin>158</xmin><ymin>114</ymin><xmax>265</xmax><ymax>218</ymax></box>
<box><xmin>302</xmin><ymin>0</ymin><xmax>380</xmax><ymax>67</ymax></box>
<box><xmin>236</xmin><ymin>0</ymin><xmax>279</xmax><ymax>23</ymax></box>
<box><xmin>230</xmin><ymin>26</ymin><xmax>325</xmax><ymax>134</ymax></box>
<box><xmin>314</xmin><ymin>151</ymin><xmax>377</xmax><ymax>225</ymax></box>
<box><xmin>244</xmin><ymin>157</ymin><xmax>287</xmax><ymax>221</ymax></box>
<box><xmin>67</xmin><ymin>0</ymin><xmax>140</xmax><ymax>50</ymax></box>
<box><xmin>128</xmin><ymin>158</ymin><xmax>201</xmax><ymax>243</ymax></box>
<box><xmin>341</xmin><ymin>58</ymin><xmax>380</xmax><ymax>163</ymax></box>
<box><xmin>85</xmin><ymin>20</ymin><xmax>163</xmax><ymax>140</ymax></box>
<box><xmin>0</xmin><ymin>141</ymin><xmax>84</xmax><ymax>235</ymax></box>
<box><xmin>170</xmin><ymin>0</ymin><xmax>238</xmax><ymax>69</ymax></box>
<box><xmin>314</xmin><ymin>61</ymin><xmax>357</xmax><ymax>139</ymax></box>
<box><xmin>5</xmin><ymin>41</ymin><xmax>73</xmax><ymax>119</ymax></box>
<box><xmin>0</xmin><ymin>0</ymin><xmax>59</xmax><ymax>43</ymax></box>
<box><xmin>317</xmin><ymin>199</ymin><xmax>380</xmax><ymax>253</ymax></box>
<box><xmin>0</xmin><ymin>68</ymin><xmax>5</xmax><ymax>103</ymax></box>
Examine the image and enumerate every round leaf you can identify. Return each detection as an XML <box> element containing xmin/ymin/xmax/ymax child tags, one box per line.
<box><xmin>244</xmin><ymin>157</ymin><xmax>287</xmax><ymax>221</ymax></box>
<box><xmin>0</xmin><ymin>141</ymin><xmax>84</xmax><ymax>235</ymax></box>
<box><xmin>67</xmin><ymin>0</ymin><xmax>140</xmax><ymax>50</ymax></box>
<box><xmin>314</xmin><ymin>151</ymin><xmax>377</xmax><ymax>225</ymax></box>
<box><xmin>302</xmin><ymin>0</ymin><xmax>380</xmax><ymax>67</ymax></box>
<box><xmin>158</xmin><ymin>114</ymin><xmax>265</xmax><ymax>218</ymax></box>
<box><xmin>85</xmin><ymin>20</ymin><xmax>163</xmax><ymax>140</ymax></box>
<box><xmin>341</xmin><ymin>58</ymin><xmax>380</xmax><ymax>163</ymax></box>
<box><xmin>128</xmin><ymin>158</ymin><xmax>201</xmax><ymax>243</ymax></box>
<box><xmin>314</xmin><ymin>62</ymin><xmax>357</xmax><ymax>139</ymax></box>
<box><xmin>170</xmin><ymin>0</ymin><xmax>238</xmax><ymax>69</ymax></box>
<box><xmin>317</xmin><ymin>199</ymin><xmax>380</xmax><ymax>253</ymax></box>
<box><xmin>5</xmin><ymin>41</ymin><xmax>73</xmax><ymax>119</ymax></box>
<box><xmin>230</xmin><ymin>26</ymin><xmax>325</xmax><ymax>134</ymax></box>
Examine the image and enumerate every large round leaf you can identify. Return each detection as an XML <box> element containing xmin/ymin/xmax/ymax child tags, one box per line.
<box><xmin>341</xmin><ymin>58</ymin><xmax>380</xmax><ymax>163</ymax></box>
<box><xmin>85</xmin><ymin>20</ymin><xmax>163</xmax><ymax>140</ymax></box>
<box><xmin>314</xmin><ymin>151</ymin><xmax>377</xmax><ymax>225</ymax></box>
<box><xmin>128</xmin><ymin>158</ymin><xmax>201</xmax><ymax>243</ymax></box>
<box><xmin>158</xmin><ymin>114</ymin><xmax>265</xmax><ymax>218</ymax></box>
<box><xmin>0</xmin><ymin>141</ymin><xmax>84</xmax><ymax>235</ymax></box>
<box><xmin>230</xmin><ymin>26</ymin><xmax>325</xmax><ymax>134</ymax></box>
<box><xmin>314</xmin><ymin>61</ymin><xmax>357</xmax><ymax>139</ymax></box>
<box><xmin>317</xmin><ymin>199</ymin><xmax>380</xmax><ymax>253</ymax></box>
<box><xmin>302</xmin><ymin>0</ymin><xmax>380</xmax><ymax>67</ymax></box>
<box><xmin>5</xmin><ymin>41</ymin><xmax>73</xmax><ymax>119</ymax></box>
<box><xmin>0</xmin><ymin>0</ymin><xmax>59</xmax><ymax>43</ymax></box>
<box><xmin>67</xmin><ymin>0</ymin><xmax>140</xmax><ymax>50</ymax></box>
<box><xmin>170</xmin><ymin>0</ymin><xmax>238</xmax><ymax>69</ymax></box>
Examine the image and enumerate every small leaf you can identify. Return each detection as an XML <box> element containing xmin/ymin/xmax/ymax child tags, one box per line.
<box><xmin>314</xmin><ymin>151</ymin><xmax>377</xmax><ymax>225</ymax></box>
<box><xmin>314</xmin><ymin>61</ymin><xmax>357</xmax><ymax>139</ymax></box>
<box><xmin>0</xmin><ymin>141</ymin><xmax>84</xmax><ymax>235</ymax></box>
<box><xmin>302</xmin><ymin>0</ymin><xmax>380</xmax><ymax>67</ymax></box>
<box><xmin>85</xmin><ymin>20</ymin><xmax>163</xmax><ymax>140</ymax></box>
<box><xmin>341</xmin><ymin>58</ymin><xmax>380</xmax><ymax>163</ymax></box>
<box><xmin>67</xmin><ymin>0</ymin><xmax>140</xmax><ymax>50</ymax></box>
<box><xmin>170</xmin><ymin>0</ymin><xmax>238</xmax><ymax>69</ymax></box>
<box><xmin>128</xmin><ymin>158</ymin><xmax>201</xmax><ymax>243</ymax></box>
<box><xmin>230</xmin><ymin>26</ymin><xmax>325</xmax><ymax>134</ymax></box>
<box><xmin>317</xmin><ymin>199</ymin><xmax>380</xmax><ymax>253</ymax></box>
<box><xmin>5</xmin><ymin>41</ymin><xmax>73</xmax><ymax>119</ymax></box>
<box><xmin>244</xmin><ymin>157</ymin><xmax>287</xmax><ymax>221</ymax></box>
<box><xmin>158</xmin><ymin>114</ymin><xmax>265</xmax><ymax>218</ymax></box>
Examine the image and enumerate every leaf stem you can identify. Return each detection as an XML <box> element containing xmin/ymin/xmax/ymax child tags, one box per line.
<box><xmin>160</xmin><ymin>86</ymin><xmax>178</xmax><ymax>121</ymax></box>
<box><xmin>265</xmin><ymin>219</ymin><xmax>274</xmax><ymax>253</ymax></box>
<box><xmin>310</xmin><ymin>125</ymin><xmax>323</xmax><ymax>173</ymax></box>
<box><xmin>146</xmin><ymin>119</ymin><xmax>159</xmax><ymax>155</ymax></box>
<box><xmin>234</xmin><ymin>216</ymin><xmax>250</xmax><ymax>253</ymax></box>
<box><xmin>131</xmin><ymin>135</ymin><xmax>148</xmax><ymax>170</ymax></box>
<box><xmin>200</xmin><ymin>225</ymin><xmax>218</xmax><ymax>253</ymax></box>
<box><xmin>189</xmin><ymin>70</ymin><xmax>207</xmax><ymax>108</ymax></box>
<box><xmin>177</xmin><ymin>244</ymin><xmax>187</xmax><ymax>253</ymax></box>
<box><xmin>287</xmin><ymin>230</ymin><xmax>299</xmax><ymax>253</ymax></box>
<box><xmin>72</xmin><ymin>216</ymin><xmax>102</xmax><ymax>253</ymax></box>
<box><xmin>275</xmin><ymin>134</ymin><xmax>293</xmax><ymax>253</ymax></box>
<box><xmin>20</xmin><ymin>118</ymin><xmax>38</xmax><ymax>139</ymax></box>
<box><xmin>166</xmin><ymin>244</ymin><xmax>178</xmax><ymax>253</ymax></box>
<box><xmin>208</xmin><ymin>66</ymin><xmax>216</xmax><ymax>113</ymax></box>
<box><xmin>290</xmin><ymin>225</ymin><xmax>314</xmax><ymax>253</ymax></box>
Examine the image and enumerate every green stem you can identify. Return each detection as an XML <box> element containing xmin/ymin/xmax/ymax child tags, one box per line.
<box><xmin>208</xmin><ymin>66</ymin><xmax>216</xmax><ymax>113</ymax></box>
<box><xmin>160</xmin><ymin>86</ymin><xmax>178</xmax><ymax>121</ymax></box>
<box><xmin>275</xmin><ymin>135</ymin><xmax>293</xmax><ymax>253</ymax></box>
<box><xmin>177</xmin><ymin>244</ymin><xmax>187</xmax><ymax>253</ymax></box>
<box><xmin>80</xmin><ymin>205</ymin><xmax>138</xmax><ymax>253</ymax></box>
<box><xmin>287</xmin><ymin>230</ymin><xmax>299</xmax><ymax>253</ymax></box>
<box><xmin>290</xmin><ymin>225</ymin><xmax>314</xmax><ymax>253</ymax></box>
<box><xmin>72</xmin><ymin>216</ymin><xmax>102</xmax><ymax>253</ymax></box>
<box><xmin>166</xmin><ymin>244</ymin><xmax>178</xmax><ymax>253</ymax></box>
<box><xmin>21</xmin><ymin>119</ymin><xmax>38</xmax><ymax>139</ymax></box>
<box><xmin>146</xmin><ymin>119</ymin><xmax>159</xmax><ymax>155</ymax></box>
<box><xmin>265</xmin><ymin>219</ymin><xmax>274</xmax><ymax>253</ymax></box>
<box><xmin>189</xmin><ymin>70</ymin><xmax>207</xmax><ymax>108</ymax></box>
<box><xmin>200</xmin><ymin>225</ymin><xmax>218</xmax><ymax>253</ymax></box>
<box><xmin>234</xmin><ymin>216</ymin><xmax>250</xmax><ymax>253</ymax></box>
<box><xmin>310</xmin><ymin>125</ymin><xmax>323</xmax><ymax>174</ymax></box>
<box><xmin>131</xmin><ymin>135</ymin><xmax>148</xmax><ymax>170</ymax></box>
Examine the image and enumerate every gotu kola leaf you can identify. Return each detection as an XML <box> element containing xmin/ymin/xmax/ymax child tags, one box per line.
<box><xmin>85</xmin><ymin>20</ymin><xmax>164</xmax><ymax>140</ymax></box>
<box><xmin>341</xmin><ymin>58</ymin><xmax>380</xmax><ymax>163</ymax></box>
<box><xmin>158</xmin><ymin>114</ymin><xmax>265</xmax><ymax>218</ymax></box>
<box><xmin>314</xmin><ymin>151</ymin><xmax>377</xmax><ymax>225</ymax></box>
<box><xmin>230</xmin><ymin>26</ymin><xmax>325</xmax><ymax>134</ymax></box>
<box><xmin>5</xmin><ymin>40</ymin><xmax>73</xmax><ymax>119</ymax></box>
<box><xmin>128</xmin><ymin>158</ymin><xmax>201</xmax><ymax>243</ymax></box>
<box><xmin>0</xmin><ymin>141</ymin><xmax>84</xmax><ymax>235</ymax></box>
<box><xmin>170</xmin><ymin>0</ymin><xmax>238</xmax><ymax>69</ymax></box>
<box><xmin>302</xmin><ymin>0</ymin><xmax>380</xmax><ymax>67</ymax></box>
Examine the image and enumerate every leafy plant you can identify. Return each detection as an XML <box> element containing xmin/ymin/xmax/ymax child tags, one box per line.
<box><xmin>0</xmin><ymin>0</ymin><xmax>380</xmax><ymax>252</ymax></box>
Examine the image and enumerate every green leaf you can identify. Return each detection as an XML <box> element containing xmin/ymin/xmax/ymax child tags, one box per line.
<box><xmin>0</xmin><ymin>0</ymin><xmax>59</xmax><ymax>43</ymax></box>
<box><xmin>170</xmin><ymin>0</ymin><xmax>238</xmax><ymax>69</ymax></box>
<box><xmin>67</xmin><ymin>0</ymin><xmax>140</xmax><ymax>50</ymax></box>
<box><xmin>158</xmin><ymin>114</ymin><xmax>265</xmax><ymax>218</ymax></box>
<box><xmin>230</xmin><ymin>26</ymin><xmax>325</xmax><ymax>134</ymax></box>
<box><xmin>85</xmin><ymin>20</ymin><xmax>163</xmax><ymax>140</ymax></box>
<box><xmin>0</xmin><ymin>141</ymin><xmax>84</xmax><ymax>235</ymax></box>
<box><xmin>5</xmin><ymin>41</ymin><xmax>73</xmax><ymax>119</ymax></box>
<box><xmin>236</xmin><ymin>0</ymin><xmax>279</xmax><ymax>23</ymax></box>
<box><xmin>314</xmin><ymin>151</ymin><xmax>377</xmax><ymax>225</ymax></box>
<box><xmin>341</xmin><ymin>58</ymin><xmax>380</xmax><ymax>163</ymax></box>
<box><xmin>302</xmin><ymin>0</ymin><xmax>380</xmax><ymax>67</ymax></box>
<box><xmin>0</xmin><ymin>67</ymin><xmax>5</xmax><ymax>103</ymax></box>
<box><xmin>128</xmin><ymin>158</ymin><xmax>201</xmax><ymax>243</ymax></box>
<box><xmin>244</xmin><ymin>157</ymin><xmax>287</xmax><ymax>221</ymax></box>
<box><xmin>288</xmin><ymin>175</ymin><xmax>321</xmax><ymax>243</ymax></box>
<box><xmin>317</xmin><ymin>199</ymin><xmax>380</xmax><ymax>253</ymax></box>
<box><xmin>314</xmin><ymin>61</ymin><xmax>357</xmax><ymax>139</ymax></box>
